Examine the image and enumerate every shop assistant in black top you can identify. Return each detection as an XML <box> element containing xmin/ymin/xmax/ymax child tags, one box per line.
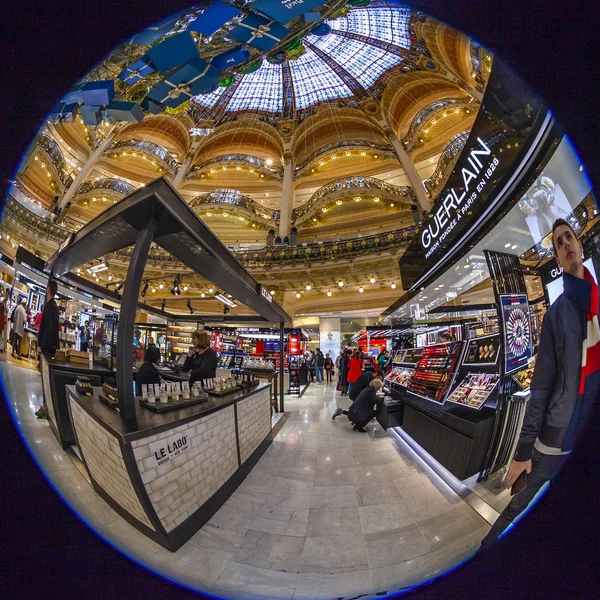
<box><xmin>183</xmin><ymin>330</ymin><xmax>217</xmax><ymax>386</ymax></box>
<box><xmin>136</xmin><ymin>347</ymin><xmax>161</xmax><ymax>394</ymax></box>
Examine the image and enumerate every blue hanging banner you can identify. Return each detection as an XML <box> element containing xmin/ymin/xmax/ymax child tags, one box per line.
<box><xmin>253</xmin><ymin>0</ymin><xmax>326</xmax><ymax>24</ymax></box>
<box><xmin>148</xmin><ymin>58</ymin><xmax>221</xmax><ymax>108</ymax></box>
<box><xmin>146</xmin><ymin>32</ymin><xmax>199</xmax><ymax>74</ymax></box>
<box><xmin>80</xmin><ymin>81</ymin><xmax>115</xmax><ymax>106</ymax></box>
<box><xmin>80</xmin><ymin>105</ymin><xmax>103</xmax><ymax>126</ymax></box>
<box><xmin>226</xmin><ymin>13</ymin><xmax>290</xmax><ymax>52</ymax></box>
<box><xmin>140</xmin><ymin>96</ymin><xmax>163</xmax><ymax>115</ymax></box>
<box><xmin>302</xmin><ymin>11</ymin><xmax>321</xmax><ymax>23</ymax></box>
<box><xmin>49</xmin><ymin>102</ymin><xmax>79</xmax><ymax>123</ymax></box>
<box><xmin>188</xmin><ymin>1</ymin><xmax>241</xmax><ymax>35</ymax></box>
<box><xmin>105</xmin><ymin>101</ymin><xmax>145</xmax><ymax>123</ymax></box>
<box><xmin>118</xmin><ymin>56</ymin><xmax>156</xmax><ymax>85</ymax></box>
<box><xmin>130</xmin><ymin>10</ymin><xmax>187</xmax><ymax>45</ymax></box>
<box><xmin>211</xmin><ymin>46</ymin><xmax>251</xmax><ymax>71</ymax></box>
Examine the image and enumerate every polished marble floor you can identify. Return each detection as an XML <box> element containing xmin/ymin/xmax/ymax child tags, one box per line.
<box><xmin>2</xmin><ymin>364</ymin><xmax>494</xmax><ymax>600</ymax></box>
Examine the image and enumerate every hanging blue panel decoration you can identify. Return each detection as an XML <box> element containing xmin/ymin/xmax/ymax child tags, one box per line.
<box><xmin>211</xmin><ymin>46</ymin><xmax>251</xmax><ymax>71</ymax></box>
<box><xmin>302</xmin><ymin>12</ymin><xmax>321</xmax><ymax>23</ymax></box>
<box><xmin>148</xmin><ymin>58</ymin><xmax>221</xmax><ymax>108</ymax></box>
<box><xmin>105</xmin><ymin>101</ymin><xmax>145</xmax><ymax>123</ymax></box>
<box><xmin>80</xmin><ymin>81</ymin><xmax>115</xmax><ymax>106</ymax></box>
<box><xmin>49</xmin><ymin>102</ymin><xmax>80</xmax><ymax>123</ymax></box>
<box><xmin>140</xmin><ymin>96</ymin><xmax>163</xmax><ymax>114</ymax></box>
<box><xmin>310</xmin><ymin>22</ymin><xmax>331</xmax><ymax>36</ymax></box>
<box><xmin>146</xmin><ymin>32</ymin><xmax>199</xmax><ymax>74</ymax></box>
<box><xmin>188</xmin><ymin>1</ymin><xmax>241</xmax><ymax>35</ymax></box>
<box><xmin>80</xmin><ymin>105</ymin><xmax>103</xmax><ymax>126</ymax></box>
<box><xmin>118</xmin><ymin>56</ymin><xmax>156</xmax><ymax>85</ymax></box>
<box><xmin>253</xmin><ymin>0</ymin><xmax>325</xmax><ymax>24</ymax></box>
<box><xmin>130</xmin><ymin>10</ymin><xmax>187</xmax><ymax>45</ymax></box>
<box><xmin>226</xmin><ymin>14</ymin><xmax>290</xmax><ymax>52</ymax></box>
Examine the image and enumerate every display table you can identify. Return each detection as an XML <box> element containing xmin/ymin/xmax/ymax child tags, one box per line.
<box><xmin>67</xmin><ymin>382</ymin><xmax>280</xmax><ymax>551</ymax></box>
<box><xmin>41</xmin><ymin>353</ymin><xmax>114</xmax><ymax>449</ymax></box>
<box><xmin>400</xmin><ymin>394</ymin><xmax>496</xmax><ymax>480</ymax></box>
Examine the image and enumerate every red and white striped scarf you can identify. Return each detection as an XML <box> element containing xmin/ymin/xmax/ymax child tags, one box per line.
<box><xmin>579</xmin><ymin>267</ymin><xmax>600</xmax><ymax>395</ymax></box>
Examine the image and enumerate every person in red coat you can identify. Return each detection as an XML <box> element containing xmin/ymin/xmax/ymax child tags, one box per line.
<box><xmin>347</xmin><ymin>350</ymin><xmax>363</xmax><ymax>394</ymax></box>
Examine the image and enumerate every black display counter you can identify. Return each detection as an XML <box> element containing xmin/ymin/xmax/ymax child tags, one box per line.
<box><xmin>400</xmin><ymin>393</ymin><xmax>496</xmax><ymax>480</ymax></box>
<box><xmin>40</xmin><ymin>354</ymin><xmax>114</xmax><ymax>449</ymax></box>
<box><xmin>66</xmin><ymin>382</ymin><xmax>280</xmax><ymax>551</ymax></box>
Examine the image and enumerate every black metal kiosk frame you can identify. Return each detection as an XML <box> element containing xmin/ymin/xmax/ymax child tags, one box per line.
<box><xmin>46</xmin><ymin>177</ymin><xmax>290</xmax><ymax>420</ymax></box>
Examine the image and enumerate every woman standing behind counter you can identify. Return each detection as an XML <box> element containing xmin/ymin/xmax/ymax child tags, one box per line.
<box><xmin>183</xmin><ymin>330</ymin><xmax>218</xmax><ymax>387</ymax></box>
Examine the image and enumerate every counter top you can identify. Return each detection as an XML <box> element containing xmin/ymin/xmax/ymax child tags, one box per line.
<box><xmin>46</xmin><ymin>358</ymin><xmax>114</xmax><ymax>373</ymax></box>
<box><xmin>67</xmin><ymin>382</ymin><xmax>271</xmax><ymax>442</ymax></box>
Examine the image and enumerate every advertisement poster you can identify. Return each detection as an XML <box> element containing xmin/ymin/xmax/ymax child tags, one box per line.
<box><xmin>319</xmin><ymin>330</ymin><xmax>340</xmax><ymax>362</ymax></box>
<box><xmin>500</xmin><ymin>294</ymin><xmax>532</xmax><ymax>374</ymax></box>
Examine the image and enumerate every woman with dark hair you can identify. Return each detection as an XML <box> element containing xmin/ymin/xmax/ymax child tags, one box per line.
<box><xmin>136</xmin><ymin>346</ymin><xmax>161</xmax><ymax>395</ymax></box>
<box><xmin>183</xmin><ymin>330</ymin><xmax>218</xmax><ymax>387</ymax></box>
<box><xmin>340</xmin><ymin>349</ymin><xmax>351</xmax><ymax>396</ymax></box>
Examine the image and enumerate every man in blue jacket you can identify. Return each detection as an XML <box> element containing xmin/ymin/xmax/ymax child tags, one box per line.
<box><xmin>481</xmin><ymin>218</ymin><xmax>600</xmax><ymax>547</ymax></box>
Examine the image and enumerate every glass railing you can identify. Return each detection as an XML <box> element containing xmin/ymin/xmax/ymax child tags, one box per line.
<box><xmin>294</xmin><ymin>141</ymin><xmax>394</xmax><ymax>173</ymax></box>
<box><xmin>109</xmin><ymin>140</ymin><xmax>179</xmax><ymax>171</ymax></box>
<box><xmin>190</xmin><ymin>154</ymin><xmax>283</xmax><ymax>178</ymax></box>
<box><xmin>190</xmin><ymin>190</ymin><xmax>279</xmax><ymax>222</ymax></box>
<box><xmin>4</xmin><ymin>196</ymin><xmax>69</xmax><ymax>243</ymax></box>
<box><xmin>36</xmin><ymin>134</ymin><xmax>74</xmax><ymax>187</ymax></box>
<box><xmin>77</xmin><ymin>178</ymin><xmax>137</xmax><ymax>196</ymax></box>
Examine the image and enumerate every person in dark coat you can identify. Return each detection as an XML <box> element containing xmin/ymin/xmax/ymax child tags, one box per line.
<box><xmin>136</xmin><ymin>346</ymin><xmax>161</xmax><ymax>395</ymax></box>
<box><xmin>183</xmin><ymin>330</ymin><xmax>217</xmax><ymax>387</ymax></box>
<box><xmin>347</xmin><ymin>379</ymin><xmax>384</xmax><ymax>432</ymax></box>
<box><xmin>340</xmin><ymin>349</ymin><xmax>351</xmax><ymax>396</ymax></box>
<box><xmin>35</xmin><ymin>281</ymin><xmax>60</xmax><ymax>419</ymax></box>
<box><xmin>332</xmin><ymin>371</ymin><xmax>382</xmax><ymax>420</ymax></box>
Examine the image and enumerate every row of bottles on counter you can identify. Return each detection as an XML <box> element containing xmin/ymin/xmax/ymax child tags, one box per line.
<box><xmin>142</xmin><ymin>381</ymin><xmax>200</xmax><ymax>404</ymax></box>
<box><xmin>75</xmin><ymin>376</ymin><xmax>93</xmax><ymax>395</ymax></box>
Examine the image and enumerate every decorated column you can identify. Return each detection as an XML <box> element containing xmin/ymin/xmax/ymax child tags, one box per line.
<box><xmin>385</xmin><ymin>126</ymin><xmax>432</xmax><ymax>213</ymax></box>
<box><xmin>173</xmin><ymin>155</ymin><xmax>193</xmax><ymax>189</ymax></box>
<box><xmin>278</xmin><ymin>154</ymin><xmax>294</xmax><ymax>239</ymax></box>
<box><xmin>57</xmin><ymin>123</ymin><xmax>120</xmax><ymax>211</ymax></box>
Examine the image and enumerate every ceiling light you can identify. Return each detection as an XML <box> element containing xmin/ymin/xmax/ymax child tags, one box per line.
<box><xmin>354</xmin><ymin>197</ymin><xmax>361</xmax><ymax>202</ymax></box>
<box><xmin>511</xmin><ymin>244</ymin><xmax>517</xmax><ymax>250</ymax></box>
<box><xmin>505</xmin><ymin>243</ymin><xmax>511</xmax><ymax>248</ymax></box>
<box><xmin>76</xmin><ymin>268</ymin><xmax>80</xmax><ymax>273</ymax></box>
<box><xmin>370</xmin><ymin>277</ymin><xmax>376</xmax><ymax>284</ymax></box>
<box><xmin>159</xmin><ymin>283</ymin><xmax>164</xmax><ymax>289</ymax></box>
<box><xmin>464</xmin><ymin>264</ymin><xmax>471</xmax><ymax>269</ymax></box>
<box><xmin>141</xmin><ymin>280</ymin><xmax>149</xmax><ymax>297</ymax></box>
<box><xmin>201</xmin><ymin>292</ymin><xmax>205</xmax><ymax>297</ymax></box>
<box><xmin>338</xmin><ymin>281</ymin><xmax>344</xmax><ymax>287</ymax></box>
<box><xmin>270</xmin><ymin>290</ymin><xmax>275</xmax><ymax>295</ymax></box>
<box><xmin>390</xmin><ymin>203</ymin><xmax>394</xmax><ymax>207</ymax></box>
<box><xmin>265</xmin><ymin>193</ymin><xmax>269</xmax><ymax>197</ymax></box>
<box><xmin>391</xmin><ymin>283</ymin><xmax>397</xmax><ymax>289</ymax></box>
<box><xmin>327</xmin><ymin>291</ymin><xmax>332</xmax><ymax>297</ymax></box>
<box><xmin>183</xmin><ymin>285</ymin><xmax>188</xmax><ymax>292</ymax></box>
<box><xmin>108</xmin><ymin>275</ymin><xmax>112</xmax><ymax>281</ymax></box>
<box><xmin>296</xmin><ymin>292</ymin><xmax>301</xmax><ymax>299</ymax></box>
<box><xmin>336</xmin><ymin>200</ymin><xmax>342</xmax><ymax>205</ymax></box>
<box><xmin>161</xmin><ymin>298</ymin><xmax>166</xmax><ymax>312</ymax></box>
<box><xmin>208</xmin><ymin>288</ymin><xmax>214</xmax><ymax>293</ymax></box>
<box><xmin>359</xmin><ymin>287</ymin><xmax>364</xmax><ymax>293</ymax></box>
<box><xmin>306</xmin><ymin>284</ymin><xmax>311</xmax><ymax>291</ymax></box>
<box><xmin>151</xmin><ymin>288</ymin><xmax>156</xmax><ymax>293</ymax></box>
<box><xmin>87</xmin><ymin>262</ymin><xmax>108</xmax><ymax>274</ymax></box>
<box><xmin>322</xmin><ymin>207</ymin><xmax>327</xmax><ymax>213</ymax></box>
<box><xmin>439</xmin><ymin>284</ymin><xmax>444</xmax><ymax>288</ymax></box>
<box><xmin>215</xmin><ymin>292</ymin><xmax>237</xmax><ymax>307</ymax></box>
<box><xmin>252</xmin><ymin>223</ymin><xmax>256</xmax><ymax>227</ymax></box>
<box><xmin>313</xmin><ymin>218</ymin><xmax>317</xmax><ymax>222</ymax></box>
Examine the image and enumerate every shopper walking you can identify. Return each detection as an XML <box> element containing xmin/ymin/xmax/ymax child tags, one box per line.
<box><xmin>347</xmin><ymin>379</ymin><xmax>384</xmax><ymax>432</ymax></box>
<box><xmin>332</xmin><ymin>371</ymin><xmax>382</xmax><ymax>420</ymax></box>
<box><xmin>315</xmin><ymin>348</ymin><xmax>325</xmax><ymax>384</ymax></box>
<box><xmin>0</xmin><ymin>295</ymin><xmax>6</xmax><ymax>352</ymax></box>
<box><xmin>183</xmin><ymin>330</ymin><xmax>218</xmax><ymax>387</ymax></box>
<box><xmin>340</xmin><ymin>349</ymin><xmax>351</xmax><ymax>396</ymax></box>
<box><xmin>80</xmin><ymin>320</ymin><xmax>91</xmax><ymax>352</ymax></box>
<box><xmin>324</xmin><ymin>352</ymin><xmax>334</xmax><ymax>382</ymax></box>
<box><xmin>346</xmin><ymin>350</ymin><xmax>362</xmax><ymax>394</ymax></box>
<box><xmin>35</xmin><ymin>281</ymin><xmax>60</xmax><ymax>418</ymax></box>
<box><xmin>11</xmin><ymin>299</ymin><xmax>26</xmax><ymax>359</ymax></box>
<box><xmin>377</xmin><ymin>350</ymin><xmax>389</xmax><ymax>374</ymax></box>
<box><xmin>307</xmin><ymin>350</ymin><xmax>316</xmax><ymax>382</ymax></box>
<box><xmin>480</xmin><ymin>219</ymin><xmax>600</xmax><ymax>549</ymax></box>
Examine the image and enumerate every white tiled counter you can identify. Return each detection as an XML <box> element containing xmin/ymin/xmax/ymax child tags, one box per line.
<box><xmin>67</xmin><ymin>383</ymin><xmax>279</xmax><ymax>551</ymax></box>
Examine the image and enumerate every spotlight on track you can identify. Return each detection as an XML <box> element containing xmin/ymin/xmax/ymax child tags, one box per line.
<box><xmin>171</xmin><ymin>275</ymin><xmax>181</xmax><ymax>296</ymax></box>
<box><xmin>161</xmin><ymin>298</ymin><xmax>166</xmax><ymax>312</ymax></box>
<box><xmin>187</xmin><ymin>299</ymin><xmax>195</xmax><ymax>314</ymax></box>
<box><xmin>141</xmin><ymin>280</ymin><xmax>149</xmax><ymax>297</ymax></box>
<box><xmin>115</xmin><ymin>282</ymin><xmax>123</xmax><ymax>293</ymax></box>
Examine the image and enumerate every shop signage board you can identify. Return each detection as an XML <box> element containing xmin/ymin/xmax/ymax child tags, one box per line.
<box><xmin>260</xmin><ymin>285</ymin><xmax>273</xmax><ymax>303</ymax></box>
<box><xmin>398</xmin><ymin>59</ymin><xmax>547</xmax><ymax>292</ymax></box>
<box><xmin>148</xmin><ymin>431</ymin><xmax>190</xmax><ymax>468</ymax></box>
<box><xmin>499</xmin><ymin>294</ymin><xmax>532</xmax><ymax>374</ymax></box>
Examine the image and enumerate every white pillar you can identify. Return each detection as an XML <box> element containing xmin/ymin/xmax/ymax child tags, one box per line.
<box><xmin>278</xmin><ymin>156</ymin><xmax>294</xmax><ymax>239</ymax></box>
<box><xmin>387</xmin><ymin>130</ymin><xmax>432</xmax><ymax>213</ymax></box>
<box><xmin>173</xmin><ymin>156</ymin><xmax>193</xmax><ymax>189</ymax></box>
<box><xmin>57</xmin><ymin>124</ymin><xmax>119</xmax><ymax>210</ymax></box>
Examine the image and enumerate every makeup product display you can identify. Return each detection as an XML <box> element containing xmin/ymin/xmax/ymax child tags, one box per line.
<box><xmin>402</xmin><ymin>348</ymin><xmax>424</xmax><ymax>365</ymax></box>
<box><xmin>512</xmin><ymin>367</ymin><xmax>535</xmax><ymax>390</ymax></box>
<box><xmin>385</xmin><ymin>367</ymin><xmax>415</xmax><ymax>387</ymax></box>
<box><xmin>463</xmin><ymin>334</ymin><xmax>501</xmax><ymax>365</ymax></box>
<box><xmin>407</xmin><ymin>342</ymin><xmax>462</xmax><ymax>404</ymax></box>
<box><xmin>446</xmin><ymin>372</ymin><xmax>500</xmax><ymax>410</ymax></box>
<box><xmin>392</xmin><ymin>350</ymin><xmax>406</xmax><ymax>365</ymax></box>
<box><xmin>75</xmin><ymin>376</ymin><xmax>93</xmax><ymax>396</ymax></box>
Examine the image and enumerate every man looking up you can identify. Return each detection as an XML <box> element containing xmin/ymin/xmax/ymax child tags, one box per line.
<box><xmin>480</xmin><ymin>219</ymin><xmax>600</xmax><ymax>548</ymax></box>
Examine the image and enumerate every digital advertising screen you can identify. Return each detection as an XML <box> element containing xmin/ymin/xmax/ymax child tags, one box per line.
<box><xmin>500</xmin><ymin>294</ymin><xmax>532</xmax><ymax>374</ymax></box>
<box><xmin>546</xmin><ymin>257</ymin><xmax>598</xmax><ymax>305</ymax></box>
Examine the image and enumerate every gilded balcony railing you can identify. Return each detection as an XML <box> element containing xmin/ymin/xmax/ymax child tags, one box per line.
<box><xmin>190</xmin><ymin>154</ymin><xmax>283</xmax><ymax>179</ymax></box>
<box><xmin>292</xmin><ymin>176</ymin><xmax>414</xmax><ymax>222</ymax></box>
<box><xmin>109</xmin><ymin>140</ymin><xmax>179</xmax><ymax>171</ymax></box>
<box><xmin>77</xmin><ymin>178</ymin><xmax>137</xmax><ymax>196</ymax></box>
<box><xmin>4</xmin><ymin>195</ymin><xmax>69</xmax><ymax>243</ymax></box>
<box><xmin>190</xmin><ymin>189</ymin><xmax>279</xmax><ymax>223</ymax></box>
<box><xmin>36</xmin><ymin>134</ymin><xmax>74</xmax><ymax>187</ymax></box>
<box><xmin>294</xmin><ymin>141</ymin><xmax>394</xmax><ymax>174</ymax></box>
